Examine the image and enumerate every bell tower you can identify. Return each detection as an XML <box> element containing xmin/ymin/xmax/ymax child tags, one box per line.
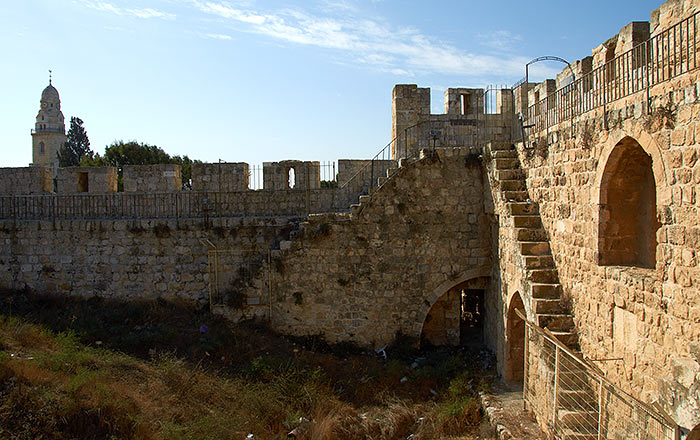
<box><xmin>31</xmin><ymin>71</ymin><xmax>66</xmax><ymax>173</ymax></box>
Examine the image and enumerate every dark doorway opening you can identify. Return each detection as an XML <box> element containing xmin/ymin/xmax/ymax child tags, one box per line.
<box><xmin>460</xmin><ymin>288</ymin><xmax>484</xmax><ymax>346</ymax></box>
<box><xmin>77</xmin><ymin>172</ymin><xmax>89</xmax><ymax>193</ymax></box>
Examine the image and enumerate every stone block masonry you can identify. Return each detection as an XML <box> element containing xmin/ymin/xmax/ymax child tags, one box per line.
<box><xmin>0</xmin><ymin>216</ymin><xmax>300</xmax><ymax>303</ymax></box>
<box><xmin>123</xmin><ymin>164</ymin><xmax>181</xmax><ymax>192</ymax></box>
<box><xmin>0</xmin><ymin>167</ymin><xmax>52</xmax><ymax>195</ymax></box>
<box><xmin>192</xmin><ymin>162</ymin><xmax>249</xmax><ymax>192</ymax></box>
<box><xmin>56</xmin><ymin>166</ymin><xmax>117</xmax><ymax>193</ymax></box>
<box><xmin>259</xmin><ymin>148</ymin><xmax>493</xmax><ymax>347</ymax></box>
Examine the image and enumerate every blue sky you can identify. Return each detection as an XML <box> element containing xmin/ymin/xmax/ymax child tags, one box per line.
<box><xmin>1</xmin><ymin>0</ymin><xmax>664</xmax><ymax>168</ymax></box>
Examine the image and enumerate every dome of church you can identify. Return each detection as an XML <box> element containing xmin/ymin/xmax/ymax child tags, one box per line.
<box><xmin>41</xmin><ymin>84</ymin><xmax>60</xmax><ymax>102</ymax></box>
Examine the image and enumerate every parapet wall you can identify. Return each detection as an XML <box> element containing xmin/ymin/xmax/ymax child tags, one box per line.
<box><xmin>56</xmin><ymin>166</ymin><xmax>118</xmax><ymax>194</ymax></box>
<box><xmin>192</xmin><ymin>162</ymin><xmax>249</xmax><ymax>192</ymax></box>
<box><xmin>0</xmin><ymin>167</ymin><xmax>52</xmax><ymax>195</ymax></box>
<box><xmin>391</xmin><ymin>85</ymin><xmax>516</xmax><ymax>159</ymax></box>
<box><xmin>124</xmin><ymin>164</ymin><xmax>182</xmax><ymax>192</ymax></box>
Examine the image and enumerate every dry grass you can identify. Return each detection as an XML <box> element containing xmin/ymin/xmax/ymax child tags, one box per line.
<box><xmin>0</xmin><ymin>290</ymin><xmax>494</xmax><ymax>439</ymax></box>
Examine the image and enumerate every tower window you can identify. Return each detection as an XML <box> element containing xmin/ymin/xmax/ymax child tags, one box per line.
<box><xmin>287</xmin><ymin>167</ymin><xmax>296</xmax><ymax>189</ymax></box>
<box><xmin>39</xmin><ymin>142</ymin><xmax>45</xmax><ymax>154</ymax></box>
<box><xmin>460</xmin><ymin>94</ymin><xmax>471</xmax><ymax>115</ymax></box>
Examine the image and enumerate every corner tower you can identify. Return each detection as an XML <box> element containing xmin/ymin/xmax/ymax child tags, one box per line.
<box><xmin>31</xmin><ymin>75</ymin><xmax>66</xmax><ymax>173</ymax></box>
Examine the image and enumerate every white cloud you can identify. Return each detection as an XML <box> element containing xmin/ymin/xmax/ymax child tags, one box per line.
<box><xmin>477</xmin><ymin>30</ymin><xmax>522</xmax><ymax>52</ymax></box>
<box><xmin>82</xmin><ymin>1</ymin><xmax>175</xmax><ymax>20</ymax></box>
<box><xmin>205</xmin><ymin>33</ymin><xmax>232</xmax><ymax>40</ymax></box>
<box><xmin>188</xmin><ymin>0</ymin><xmax>547</xmax><ymax>80</ymax></box>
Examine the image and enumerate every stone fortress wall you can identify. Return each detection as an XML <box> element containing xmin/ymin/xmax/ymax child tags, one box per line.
<box><xmin>2</xmin><ymin>0</ymin><xmax>700</xmax><ymax>436</ymax></box>
<box><xmin>492</xmin><ymin>0</ymin><xmax>700</xmax><ymax>435</ymax></box>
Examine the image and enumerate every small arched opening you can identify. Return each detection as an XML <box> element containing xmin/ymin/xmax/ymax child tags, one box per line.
<box><xmin>39</xmin><ymin>141</ymin><xmax>45</xmax><ymax>154</ymax></box>
<box><xmin>505</xmin><ymin>292</ymin><xmax>525</xmax><ymax>384</ymax></box>
<box><xmin>598</xmin><ymin>136</ymin><xmax>659</xmax><ymax>268</ymax></box>
<box><xmin>287</xmin><ymin>167</ymin><xmax>296</xmax><ymax>189</ymax></box>
<box><xmin>420</xmin><ymin>277</ymin><xmax>488</xmax><ymax>348</ymax></box>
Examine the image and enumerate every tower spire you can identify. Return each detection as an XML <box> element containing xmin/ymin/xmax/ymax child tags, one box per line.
<box><xmin>48</xmin><ymin>69</ymin><xmax>52</xmax><ymax>85</ymax></box>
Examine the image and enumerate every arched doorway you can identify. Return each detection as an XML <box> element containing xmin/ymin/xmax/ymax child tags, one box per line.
<box><xmin>505</xmin><ymin>292</ymin><xmax>525</xmax><ymax>384</ymax></box>
<box><xmin>598</xmin><ymin>136</ymin><xmax>659</xmax><ymax>268</ymax></box>
<box><xmin>420</xmin><ymin>277</ymin><xmax>488</xmax><ymax>348</ymax></box>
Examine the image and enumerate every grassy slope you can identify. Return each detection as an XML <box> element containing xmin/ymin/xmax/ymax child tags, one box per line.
<box><xmin>0</xmin><ymin>290</ymin><xmax>494</xmax><ymax>439</ymax></box>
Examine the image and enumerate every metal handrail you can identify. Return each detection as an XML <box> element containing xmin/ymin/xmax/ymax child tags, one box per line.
<box><xmin>516</xmin><ymin>308</ymin><xmax>678</xmax><ymax>430</ymax></box>
<box><xmin>523</xmin><ymin>10</ymin><xmax>699</xmax><ymax>134</ymax></box>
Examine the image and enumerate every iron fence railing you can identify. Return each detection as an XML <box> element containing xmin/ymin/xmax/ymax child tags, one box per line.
<box><xmin>0</xmin><ymin>189</ymin><xmax>360</xmax><ymax>221</ymax></box>
<box><xmin>518</xmin><ymin>310</ymin><xmax>679</xmax><ymax>440</ymax></box>
<box><xmin>246</xmin><ymin>161</ymin><xmax>338</xmax><ymax>190</ymax></box>
<box><xmin>525</xmin><ymin>11</ymin><xmax>699</xmax><ymax>133</ymax></box>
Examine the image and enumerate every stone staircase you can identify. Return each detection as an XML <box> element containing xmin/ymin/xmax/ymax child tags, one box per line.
<box><xmin>489</xmin><ymin>142</ymin><xmax>599</xmax><ymax>440</ymax></box>
<box><xmin>490</xmin><ymin>142</ymin><xmax>578</xmax><ymax>349</ymax></box>
<box><xmin>276</xmin><ymin>159</ymin><xmax>409</xmax><ymax>252</ymax></box>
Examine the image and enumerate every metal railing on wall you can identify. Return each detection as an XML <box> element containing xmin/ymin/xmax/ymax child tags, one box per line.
<box><xmin>517</xmin><ymin>310</ymin><xmax>679</xmax><ymax>440</ymax></box>
<box><xmin>524</xmin><ymin>11</ymin><xmax>699</xmax><ymax>133</ymax></box>
<box><xmin>0</xmin><ymin>189</ymin><xmax>355</xmax><ymax>221</ymax></box>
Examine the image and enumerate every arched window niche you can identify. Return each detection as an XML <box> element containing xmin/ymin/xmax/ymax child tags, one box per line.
<box><xmin>598</xmin><ymin>136</ymin><xmax>659</xmax><ymax>268</ymax></box>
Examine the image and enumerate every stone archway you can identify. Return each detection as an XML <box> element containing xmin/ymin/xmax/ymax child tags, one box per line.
<box><xmin>418</xmin><ymin>274</ymin><xmax>489</xmax><ymax>348</ymax></box>
<box><xmin>505</xmin><ymin>292</ymin><xmax>526</xmax><ymax>383</ymax></box>
<box><xmin>597</xmin><ymin>136</ymin><xmax>660</xmax><ymax>268</ymax></box>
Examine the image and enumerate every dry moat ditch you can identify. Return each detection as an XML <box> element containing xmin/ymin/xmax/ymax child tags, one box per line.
<box><xmin>0</xmin><ymin>288</ymin><xmax>498</xmax><ymax>439</ymax></box>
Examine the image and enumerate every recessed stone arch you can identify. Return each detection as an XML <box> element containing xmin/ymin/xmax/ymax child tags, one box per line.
<box><xmin>596</xmin><ymin>135</ymin><xmax>661</xmax><ymax>267</ymax></box>
<box><xmin>413</xmin><ymin>267</ymin><xmax>490</xmax><ymax>344</ymax></box>
<box><xmin>505</xmin><ymin>292</ymin><xmax>526</xmax><ymax>383</ymax></box>
<box><xmin>593</xmin><ymin>127</ymin><xmax>669</xmax><ymax>206</ymax></box>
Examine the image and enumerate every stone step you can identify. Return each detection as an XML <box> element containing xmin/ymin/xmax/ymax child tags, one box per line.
<box><xmin>558</xmin><ymin>410</ymin><xmax>599</xmax><ymax>433</ymax></box>
<box><xmin>377</xmin><ymin>176</ymin><xmax>388</xmax><ymax>186</ymax></box>
<box><xmin>533</xmin><ymin>298</ymin><xmax>563</xmax><ymax>314</ymax></box>
<box><xmin>512</xmin><ymin>215</ymin><xmax>542</xmax><ymax>229</ymax></box>
<box><xmin>489</xmin><ymin>143</ymin><xmax>515</xmax><ymax>151</ymax></box>
<box><xmin>492</xmin><ymin>149</ymin><xmax>518</xmax><ymax>159</ymax></box>
<box><xmin>558</xmin><ymin>389</ymin><xmax>596</xmax><ymax>411</ymax></box>
<box><xmin>279</xmin><ymin>240</ymin><xmax>293</xmax><ymax>251</ymax></box>
<box><xmin>550</xmin><ymin>330</ymin><xmax>578</xmax><ymax>347</ymax></box>
<box><xmin>494</xmin><ymin>158</ymin><xmax>520</xmax><ymax>170</ymax></box>
<box><xmin>531</xmin><ymin>283</ymin><xmax>562</xmax><ymax>299</ymax></box>
<box><xmin>350</xmin><ymin>204</ymin><xmax>361</xmax><ymax>216</ymax></box>
<box><xmin>558</xmin><ymin>368</ymin><xmax>593</xmax><ymax>391</ymax></box>
<box><xmin>270</xmin><ymin>249</ymin><xmax>282</xmax><ymax>258</ymax></box>
<box><xmin>496</xmin><ymin>169</ymin><xmax>525</xmax><ymax>181</ymax></box>
<box><xmin>528</xmin><ymin>269</ymin><xmax>559</xmax><ymax>283</ymax></box>
<box><xmin>500</xmin><ymin>179</ymin><xmax>527</xmax><ymax>191</ymax></box>
<box><xmin>560</xmin><ymin>431</ymin><xmax>598</xmax><ymax>440</ymax></box>
<box><xmin>524</xmin><ymin>255</ymin><xmax>554</xmax><ymax>269</ymax></box>
<box><xmin>537</xmin><ymin>313</ymin><xmax>574</xmax><ymax>331</ymax></box>
<box><xmin>503</xmin><ymin>190</ymin><xmax>529</xmax><ymax>202</ymax></box>
<box><xmin>508</xmin><ymin>202</ymin><xmax>538</xmax><ymax>216</ymax></box>
<box><xmin>386</xmin><ymin>168</ymin><xmax>398</xmax><ymax>177</ymax></box>
<box><xmin>358</xmin><ymin>195</ymin><xmax>370</xmax><ymax>204</ymax></box>
<box><xmin>516</xmin><ymin>228</ymin><xmax>548</xmax><ymax>242</ymax></box>
<box><xmin>520</xmin><ymin>241</ymin><xmax>551</xmax><ymax>255</ymax></box>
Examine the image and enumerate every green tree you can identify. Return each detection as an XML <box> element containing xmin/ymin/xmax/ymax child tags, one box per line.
<box><xmin>81</xmin><ymin>140</ymin><xmax>200</xmax><ymax>189</ymax></box>
<box><xmin>57</xmin><ymin>117</ymin><xmax>92</xmax><ymax>167</ymax></box>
